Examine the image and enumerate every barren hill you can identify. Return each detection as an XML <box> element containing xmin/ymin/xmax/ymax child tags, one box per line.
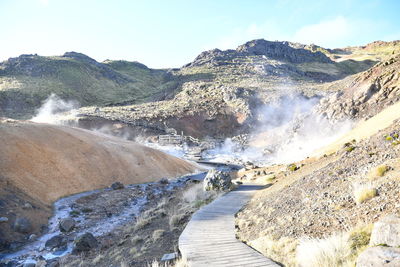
<box><xmin>0</xmin><ymin>119</ymin><xmax>197</xmax><ymax>249</ymax></box>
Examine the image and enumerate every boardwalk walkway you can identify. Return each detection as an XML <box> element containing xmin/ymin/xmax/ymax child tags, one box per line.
<box><xmin>179</xmin><ymin>184</ymin><xmax>279</xmax><ymax>267</ymax></box>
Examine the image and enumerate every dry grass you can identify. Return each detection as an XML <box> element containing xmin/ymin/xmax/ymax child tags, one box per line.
<box><xmin>181</xmin><ymin>182</ymin><xmax>219</xmax><ymax>209</ymax></box>
<box><xmin>296</xmin><ymin>224</ymin><xmax>373</xmax><ymax>267</ymax></box>
<box><xmin>91</xmin><ymin>254</ymin><xmax>104</xmax><ymax>264</ymax></box>
<box><xmin>169</xmin><ymin>213</ymin><xmax>186</xmax><ymax>229</ymax></box>
<box><xmin>248</xmin><ymin>235</ymin><xmax>298</xmax><ymax>266</ymax></box>
<box><xmin>129</xmin><ymin>247</ymin><xmax>138</xmax><ymax>255</ymax></box>
<box><xmin>134</xmin><ymin>214</ymin><xmax>152</xmax><ymax>230</ymax></box>
<box><xmin>148</xmin><ymin>257</ymin><xmax>188</xmax><ymax>267</ymax></box>
<box><xmin>296</xmin><ymin>233</ymin><xmax>353</xmax><ymax>267</ymax></box>
<box><xmin>182</xmin><ymin>182</ymin><xmax>217</xmax><ymax>204</ymax></box>
<box><xmin>131</xmin><ymin>235</ymin><xmax>144</xmax><ymax>245</ymax></box>
<box><xmin>353</xmin><ymin>183</ymin><xmax>377</xmax><ymax>204</ymax></box>
<box><xmin>264</xmin><ymin>173</ymin><xmax>276</xmax><ymax>183</ymax></box>
<box><xmin>152</xmin><ymin>229</ymin><xmax>166</xmax><ymax>241</ymax></box>
<box><xmin>373</xmin><ymin>165</ymin><xmax>390</xmax><ymax>178</ymax></box>
<box><xmin>348</xmin><ymin>224</ymin><xmax>373</xmax><ymax>256</ymax></box>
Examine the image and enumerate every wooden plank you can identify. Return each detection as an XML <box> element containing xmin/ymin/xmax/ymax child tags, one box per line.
<box><xmin>178</xmin><ymin>183</ymin><xmax>279</xmax><ymax>267</ymax></box>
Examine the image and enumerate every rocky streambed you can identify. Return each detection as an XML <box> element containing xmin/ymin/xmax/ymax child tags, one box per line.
<box><xmin>0</xmin><ymin>172</ymin><xmax>209</xmax><ymax>267</ymax></box>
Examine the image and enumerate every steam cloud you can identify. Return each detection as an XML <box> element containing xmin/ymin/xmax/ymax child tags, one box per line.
<box><xmin>207</xmin><ymin>93</ymin><xmax>352</xmax><ymax>165</ymax></box>
<box><xmin>31</xmin><ymin>94</ymin><xmax>79</xmax><ymax>124</ymax></box>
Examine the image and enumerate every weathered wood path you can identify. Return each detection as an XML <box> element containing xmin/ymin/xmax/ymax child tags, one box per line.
<box><xmin>179</xmin><ymin>184</ymin><xmax>279</xmax><ymax>267</ymax></box>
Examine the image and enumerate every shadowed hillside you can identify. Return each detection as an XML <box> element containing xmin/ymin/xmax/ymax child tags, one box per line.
<box><xmin>0</xmin><ymin>52</ymin><xmax>178</xmax><ymax>119</ymax></box>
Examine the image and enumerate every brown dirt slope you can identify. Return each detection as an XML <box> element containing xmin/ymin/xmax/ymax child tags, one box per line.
<box><xmin>0</xmin><ymin>120</ymin><xmax>197</xmax><ymax>205</ymax></box>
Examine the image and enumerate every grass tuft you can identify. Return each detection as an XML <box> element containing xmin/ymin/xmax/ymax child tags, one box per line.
<box><xmin>287</xmin><ymin>164</ymin><xmax>299</xmax><ymax>172</ymax></box>
<box><xmin>296</xmin><ymin>234</ymin><xmax>352</xmax><ymax>267</ymax></box>
<box><xmin>348</xmin><ymin>224</ymin><xmax>373</xmax><ymax>253</ymax></box>
<box><xmin>152</xmin><ymin>229</ymin><xmax>165</xmax><ymax>241</ymax></box>
<box><xmin>353</xmin><ymin>183</ymin><xmax>377</xmax><ymax>204</ymax></box>
<box><xmin>375</xmin><ymin>165</ymin><xmax>389</xmax><ymax>177</ymax></box>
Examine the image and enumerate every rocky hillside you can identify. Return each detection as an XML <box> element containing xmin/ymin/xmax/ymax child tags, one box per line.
<box><xmin>318</xmin><ymin>54</ymin><xmax>400</xmax><ymax>121</ymax></box>
<box><xmin>235</xmin><ymin>102</ymin><xmax>400</xmax><ymax>266</ymax></box>
<box><xmin>0</xmin><ymin>119</ymin><xmax>198</xmax><ymax>251</ymax></box>
<box><xmin>76</xmin><ymin>39</ymin><xmax>392</xmax><ymax>139</ymax></box>
<box><xmin>0</xmin><ymin>52</ymin><xmax>178</xmax><ymax>119</ymax></box>
<box><xmin>2</xmin><ymin>39</ymin><xmax>393</xmax><ymax>135</ymax></box>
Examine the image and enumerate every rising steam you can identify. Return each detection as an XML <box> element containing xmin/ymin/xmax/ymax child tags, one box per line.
<box><xmin>31</xmin><ymin>94</ymin><xmax>79</xmax><ymax>124</ymax></box>
<box><xmin>206</xmin><ymin>93</ymin><xmax>352</xmax><ymax>165</ymax></box>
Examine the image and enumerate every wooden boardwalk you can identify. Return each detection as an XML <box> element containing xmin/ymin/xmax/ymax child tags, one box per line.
<box><xmin>179</xmin><ymin>184</ymin><xmax>279</xmax><ymax>267</ymax></box>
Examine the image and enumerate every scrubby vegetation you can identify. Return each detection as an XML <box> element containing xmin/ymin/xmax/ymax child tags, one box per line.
<box><xmin>148</xmin><ymin>257</ymin><xmax>188</xmax><ymax>267</ymax></box>
<box><xmin>296</xmin><ymin>224</ymin><xmax>373</xmax><ymax>267</ymax></box>
<box><xmin>58</xmin><ymin>181</ymin><xmax>218</xmax><ymax>266</ymax></box>
<box><xmin>264</xmin><ymin>173</ymin><xmax>276</xmax><ymax>183</ymax></box>
<box><xmin>372</xmin><ymin>164</ymin><xmax>390</xmax><ymax>178</ymax></box>
<box><xmin>353</xmin><ymin>183</ymin><xmax>378</xmax><ymax>204</ymax></box>
<box><xmin>296</xmin><ymin>233</ymin><xmax>352</xmax><ymax>267</ymax></box>
<box><xmin>287</xmin><ymin>164</ymin><xmax>299</xmax><ymax>172</ymax></box>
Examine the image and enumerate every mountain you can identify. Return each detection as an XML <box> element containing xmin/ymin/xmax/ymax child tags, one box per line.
<box><xmin>76</xmin><ymin>39</ymin><xmax>398</xmax><ymax>138</ymax></box>
<box><xmin>1</xmin><ymin>39</ymin><xmax>398</xmax><ymax>137</ymax></box>
<box><xmin>0</xmin><ymin>52</ymin><xmax>178</xmax><ymax>119</ymax></box>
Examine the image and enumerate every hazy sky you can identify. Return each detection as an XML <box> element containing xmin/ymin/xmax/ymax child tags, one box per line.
<box><xmin>1</xmin><ymin>0</ymin><xmax>399</xmax><ymax>68</ymax></box>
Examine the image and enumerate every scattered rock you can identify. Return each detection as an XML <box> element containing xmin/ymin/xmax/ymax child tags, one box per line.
<box><xmin>28</xmin><ymin>234</ymin><xmax>37</xmax><ymax>241</ymax></box>
<box><xmin>73</xmin><ymin>233</ymin><xmax>99</xmax><ymax>252</ymax></box>
<box><xmin>161</xmin><ymin>252</ymin><xmax>178</xmax><ymax>262</ymax></box>
<box><xmin>356</xmin><ymin>246</ymin><xmax>400</xmax><ymax>267</ymax></box>
<box><xmin>110</xmin><ymin>181</ymin><xmax>124</xmax><ymax>190</ymax></box>
<box><xmin>59</xmin><ymin>218</ymin><xmax>75</xmax><ymax>232</ymax></box>
<box><xmin>23</xmin><ymin>203</ymin><xmax>33</xmax><ymax>209</ymax></box>
<box><xmin>46</xmin><ymin>259</ymin><xmax>60</xmax><ymax>267</ymax></box>
<box><xmin>370</xmin><ymin>214</ymin><xmax>400</xmax><ymax>247</ymax></box>
<box><xmin>244</xmin><ymin>161</ymin><xmax>256</xmax><ymax>170</ymax></box>
<box><xmin>22</xmin><ymin>259</ymin><xmax>37</xmax><ymax>267</ymax></box>
<box><xmin>13</xmin><ymin>217</ymin><xmax>32</xmax><ymax>233</ymax></box>
<box><xmin>203</xmin><ymin>169</ymin><xmax>233</xmax><ymax>191</ymax></box>
<box><xmin>45</xmin><ymin>235</ymin><xmax>67</xmax><ymax>249</ymax></box>
<box><xmin>159</xmin><ymin>178</ymin><xmax>169</xmax><ymax>184</ymax></box>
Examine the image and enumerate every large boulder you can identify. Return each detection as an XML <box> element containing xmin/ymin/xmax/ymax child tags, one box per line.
<box><xmin>45</xmin><ymin>235</ymin><xmax>67</xmax><ymax>249</ymax></box>
<box><xmin>73</xmin><ymin>233</ymin><xmax>98</xmax><ymax>252</ymax></box>
<box><xmin>370</xmin><ymin>215</ymin><xmax>400</xmax><ymax>247</ymax></box>
<box><xmin>356</xmin><ymin>246</ymin><xmax>400</xmax><ymax>267</ymax></box>
<box><xmin>59</xmin><ymin>218</ymin><xmax>75</xmax><ymax>232</ymax></box>
<box><xmin>13</xmin><ymin>217</ymin><xmax>32</xmax><ymax>234</ymax></box>
<box><xmin>203</xmin><ymin>169</ymin><xmax>233</xmax><ymax>191</ymax></box>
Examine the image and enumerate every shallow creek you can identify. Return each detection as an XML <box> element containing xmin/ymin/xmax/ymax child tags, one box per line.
<box><xmin>0</xmin><ymin>172</ymin><xmax>208</xmax><ymax>265</ymax></box>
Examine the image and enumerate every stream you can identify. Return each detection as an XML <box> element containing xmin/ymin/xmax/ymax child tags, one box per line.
<box><xmin>0</xmin><ymin>171</ymin><xmax>209</xmax><ymax>266</ymax></box>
